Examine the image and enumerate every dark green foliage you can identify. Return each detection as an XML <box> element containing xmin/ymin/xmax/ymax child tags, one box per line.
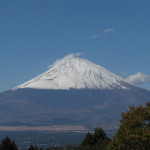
<box><xmin>80</xmin><ymin>127</ymin><xmax>111</xmax><ymax>150</ymax></box>
<box><xmin>80</xmin><ymin>132</ymin><xmax>93</xmax><ymax>146</ymax></box>
<box><xmin>66</xmin><ymin>144</ymin><xmax>80</xmax><ymax>150</ymax></box>
<box><xmin>108</xmin><ymin>102</ymin><xmax>150</xmax><ymax>150</ymax></box>
<box><xmin>93</xmin><ymin>127</ymin><xmax>106</xmax><ymax>143</ymax></box>
<box><xmin>28</xmin><ymin>145</ymin><xmax>43</xmax><ymax>150</ymax></box>
<box><xmin>46</xmin><ymin>147</ymin><xmax>64</xmax><ymax>150</ymax></box>
<box><xmin>0</xmin><ymin>136</ymin><xmax>18</xmax><ymax>150</ymax></box>
<box><xmin>11</xmin><ymin>140</ymin><xmax>18</xmax><ymax>150</ymax></box>
<box><xmin>28</xmin><ymin>145</ymin><xmax>36</xmax><ymax>150</ymax></box>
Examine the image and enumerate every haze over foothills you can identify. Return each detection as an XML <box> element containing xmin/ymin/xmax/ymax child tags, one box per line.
<box><xmin>0</xmin><ymin>1</ymin><xmax>150</xmax><ymax>93</ymax></box>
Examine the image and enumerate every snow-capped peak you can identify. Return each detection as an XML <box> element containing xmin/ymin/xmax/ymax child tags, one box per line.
<box><xmin>13</xmin><ymin>54</ymin><xmax>131</xmax><ymax>90</ymax></box>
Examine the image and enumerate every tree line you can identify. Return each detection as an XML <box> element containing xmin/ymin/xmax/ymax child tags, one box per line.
<box><xmin>0</xmin><ymin>102</ymin><xmax>150</xmax><ymax>150</ymax></box>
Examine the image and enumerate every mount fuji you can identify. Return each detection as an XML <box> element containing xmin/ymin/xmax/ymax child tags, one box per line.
<box><xmin>14</xmin><ymin>54</ymin><xmax>130</xmax><ymax>90</ymax></box>
<box><xmin>0</xmin><ymin>54</ymin><xmax>150</xmax><ymax>131</ymax></box>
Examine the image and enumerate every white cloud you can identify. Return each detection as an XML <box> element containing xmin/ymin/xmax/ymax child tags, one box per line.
<box><xmin>103</xmin><ymin>28</ymin><xmax>115</xmax><ymax>34</ymax></box>
<box><xmin>49</xmin><ymin>53</ymin><xmax>83</xmax><ymax>68</ymax></box>
<box><xmin>91</xmin><ymin>28</ymin><xmax>115</xmax><ymax>40</ymax></box>
<box><xmin>126</xmin><ymin>72</ymin><xmax>150</xmax><ymax>85</ymax></box>
<box><xmin>91</xmin><ymin>34</ymin><xmax>100</xmax><ymax>39</ymax></box>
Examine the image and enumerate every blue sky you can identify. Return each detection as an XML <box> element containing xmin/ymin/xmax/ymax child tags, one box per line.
<box><xmin>0</xmin><ymin>0</ymin><xmax>150</xmax><ymax>92</ymax></box>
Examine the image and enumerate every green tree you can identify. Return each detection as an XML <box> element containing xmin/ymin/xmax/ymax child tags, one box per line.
<box><xmin>28</xmin><ymin>145</ymin><xmax>43</xmax><ymax>150</ymax></box>
<box><xmin>80</xmin><ymin>132</ymin><xmax>93</xmax><ymax>147</ymax></box>
<box><xmin>11</xmin><ymin>140</ymin><xmax>18</xmax><ymax>150</ymax></box>
<box><xmin>0</xmin><ymin>136</ymin><xmax>18</xmax><ymax>150</ymax></box>
<box><xmin>28</xmin><ymin>145</ymin><xmax>36</xmax><ymax>150</ymax></box>
<box><xmin>46</xmin><ymin>147</ymin><xmax>64</xmax><ymax>150</ymax></box>
<box><xmin>92</xmin><ymin>127</ymin><xmax>111</xmax><ymax>150</ymax></box>
<box><xmin>108</xmin><ymin>102</ymin><xmax>150</xmax><ymax>150</ymax></box>
<box><xmin>93</xmin><ymin>127</ymin><xmax>107</xmax><ymax>143</ymax></box>
<box><xmin>66</xmin><ymin>144</ymin><xmax>80</xmax><ymax>150</ymax></box>
<box><xmin>80</xmin><ymin>127</ymin><xmax>111</xmax><ymax>150</ymax></box>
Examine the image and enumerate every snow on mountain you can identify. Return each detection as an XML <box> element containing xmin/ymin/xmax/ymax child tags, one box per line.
<box><xmin>13</xmin><ymin>54</ymin><xmax>133</xmax><ymax>90</ymax></box>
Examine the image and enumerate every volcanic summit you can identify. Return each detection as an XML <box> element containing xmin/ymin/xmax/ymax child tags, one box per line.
<box><xmin>14</xmin><ymin>54</ymin><xmax>131</xmax><ymax>90</ymax></box>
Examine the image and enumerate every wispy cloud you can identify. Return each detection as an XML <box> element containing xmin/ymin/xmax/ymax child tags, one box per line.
<box><xmin>126</xmin><ymin>72</ymin><xmax>150</xmax><ymax>85</ymax></box>
<box><xmin>103</xmin><ymin>28</ymin><xmax>115</xmax><ymax>34</ymax></box>
<box><xmin>91</xmin><ymin>34</ymin><xmax>100</xmax><ymax>39</ymax></box>
<box><xmin>91</xmin><ymin>28</ymin><xmax>115</xmax><ymax>39</ymax></box>
<box><xmin>49</xmin><ymin>53</ymin><xmax>83</xmax><ymax>68</ymax></box>
<box><xmin>41</xmin><ymin>58</ymin><xmax>51</xmax><ymax>65</ymax></box>
<box><xmin>120</xmin><ymin>70</ymin><xmax>128</xmax><ymax>77</ymax></box>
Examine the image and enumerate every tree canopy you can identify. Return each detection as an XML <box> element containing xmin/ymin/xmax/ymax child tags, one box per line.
<box><xmin>80</xmin><ymin>127</ymin><xmax>111</xmax><ymax>150</ymax></box>
<box><xmin>108</xmin><ymin>102</ymin><xmax>150</xmax><ymax>150</ymax></box>
<box><xmin>0</xmin><ymin>136</ymin><xmax>18</xmax><ymax>150</ymax></box>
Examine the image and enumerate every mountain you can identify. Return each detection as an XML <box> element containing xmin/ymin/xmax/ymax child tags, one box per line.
<box><xmin>0</xmin><ymin>54</ymin><xmax>150</xmax><ymax>131</ymax></box>
<box><xmin>14</xmin><ymin>55</ymin><xmax>130</xmax><ymax>90</ymax></box>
